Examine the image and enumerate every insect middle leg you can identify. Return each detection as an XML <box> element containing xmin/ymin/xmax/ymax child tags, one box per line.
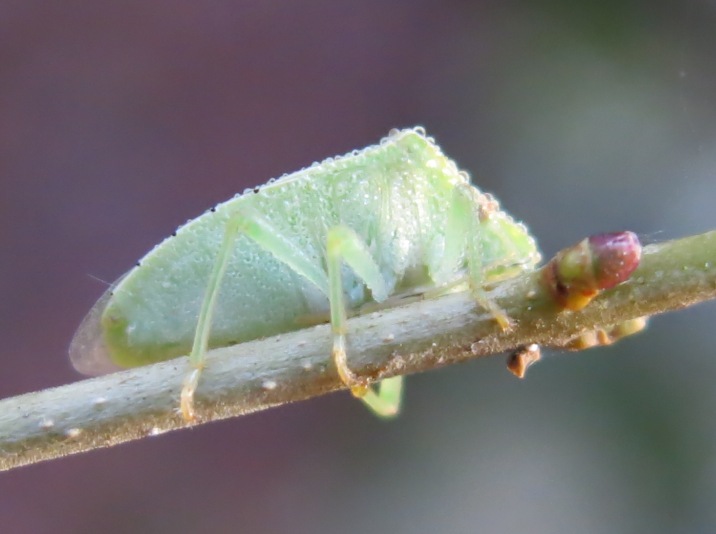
<box><xmin>326</xmin><ymin>226</ymin><xmax>402</xmax><ymax>418</ymax></box>
<box><xmin>180</xmin><ymin>212</ymin><xmax>402</xmax><ymax>421</ymax></box>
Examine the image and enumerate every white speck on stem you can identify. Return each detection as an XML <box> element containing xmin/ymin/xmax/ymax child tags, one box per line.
<box><xmin>38</xmin><ymin>418</ymin><xmax>54</xmax><ymax>430</ymax></box>
<box><xmin>261</xmin><ymin>379</ymin><xmax>277</xmax><ymax>391</ymax></box>
<box><xmin>65</xmin><ymin>428</ymin><xmax>82</xmax><ymax>439</ymax></box>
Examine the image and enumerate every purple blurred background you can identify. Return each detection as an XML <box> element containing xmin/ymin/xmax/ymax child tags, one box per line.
<box><xmin>2</xmin><ymin>2</ymin><xmax>716</xmax><ymax>532</ymax></box>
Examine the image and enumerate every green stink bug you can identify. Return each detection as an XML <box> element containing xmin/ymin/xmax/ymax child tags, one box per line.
<box><xmin>70</xmin><ymin>127</ymin><xmax>541</xmax><ymax>420</ymax></box>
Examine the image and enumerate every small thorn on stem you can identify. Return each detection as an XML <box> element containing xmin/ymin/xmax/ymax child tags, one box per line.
<box><xmin>506</xmin><ymin>344</ymin><xmax>542</xmax><ymax>378</ymax></box>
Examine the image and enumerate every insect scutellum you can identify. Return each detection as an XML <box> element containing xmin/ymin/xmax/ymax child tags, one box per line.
<box><xmin>70</xmin><ymin>127</ymin><xmax>541</xmax><ymax>421</ymax></box>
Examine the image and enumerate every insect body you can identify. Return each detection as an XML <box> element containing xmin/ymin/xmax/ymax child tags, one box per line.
<box><xmin>70</xmin><ymin>127</ymin><xmax>540</xmax><ymax>420</ymax></box>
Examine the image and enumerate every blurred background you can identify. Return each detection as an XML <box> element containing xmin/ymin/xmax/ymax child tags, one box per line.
<box><xmin>1</xmin><ymin>1</ymin><xmax>715</xmax><ymax>533</ymax></box>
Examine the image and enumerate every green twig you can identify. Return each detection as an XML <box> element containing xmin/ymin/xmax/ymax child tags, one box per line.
<box><xmin>0</xmin><ymin>231</ymin><xmax>714</xmax><ymax>471</ymax></box>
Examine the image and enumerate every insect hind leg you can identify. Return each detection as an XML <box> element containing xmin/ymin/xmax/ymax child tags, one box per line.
<box><xmin>326</xmin><ymin>225</ymin><xmax>402</xmax><ymax>418</ymax></box>
<box><xmin>180</xmin><ymin>207</ymin><xmax>332</xmax><ymax>421</ymax></box>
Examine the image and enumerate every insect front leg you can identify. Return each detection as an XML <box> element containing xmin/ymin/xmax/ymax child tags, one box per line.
<box><xmin>181</xmin><ymin>216</ymin><xmax>243</xmax><ymax>421</ymax></box>
<box><xmin>326</xmin><ymin>226</ymin><xmax>402</xmax><ymax>418</ymax></box>
<box><xmin>433</xmin><ymin>184</ymin><xmax>511</xmax><ymax>329</ymax></box>
<box><xmin>181</xmin><ymin>208</ymin><xmax>332</xmax><ymax>422</ymax></box>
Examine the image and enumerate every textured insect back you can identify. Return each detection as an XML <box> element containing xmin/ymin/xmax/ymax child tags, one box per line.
<box><xmin>478</xmin><ymin>202</ymin><xmax>542</xmax><ymax>281</ymax></box>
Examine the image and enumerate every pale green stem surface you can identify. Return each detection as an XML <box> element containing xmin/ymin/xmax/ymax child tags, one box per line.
<box><xmin>1</xmin><ymin>231</ymin><xmax>715</xmax><ymax>472</ymax></box>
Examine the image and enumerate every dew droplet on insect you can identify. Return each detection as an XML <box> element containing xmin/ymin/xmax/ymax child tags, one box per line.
<box><xmin>382</xmin><ymin>333</ymin><xmax>395</xmax><ymax>343</ymax></box>
<box><xmin>262</xmin><ymin>379</ymin><xmax>277</xmax><ymax>391</ymax></box>
<box><xmin>148</xmin><ymin>426</ymin><xmax>165</xmax><ymax>436</ymax></box>
<box><xmin>301</xmin><ymin>361</ymin><xmax>313</xmax><ymax>371</ymax></box>
<box><xmin>92</xmin><ymin>396</ymin><xmax>108</xmax><ymax>408</ymax></box>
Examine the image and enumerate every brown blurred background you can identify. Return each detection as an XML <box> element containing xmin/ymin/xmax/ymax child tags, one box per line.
<box><xmin>2</xmin><ymin>1</ymin><xmax>716</xmax><ymax>533</ymax></box>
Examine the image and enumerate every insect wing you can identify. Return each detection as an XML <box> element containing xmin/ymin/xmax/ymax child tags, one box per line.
<box><xmin>69</xmin><ymin>277</ymin><xmax>126</xmax><ymax>376</ymax></box>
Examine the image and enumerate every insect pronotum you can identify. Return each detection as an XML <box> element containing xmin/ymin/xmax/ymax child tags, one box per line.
<box><xmin>70</xmin><ymin>127</ymin><xmax>541</xmax><ymax>420</ymax></box>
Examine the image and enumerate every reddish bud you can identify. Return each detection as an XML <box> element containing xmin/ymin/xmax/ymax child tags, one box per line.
<box><xmin>543</xmin><ymin>231</ymin><xmax>642</xmax><ymax>311</ymax></box>
<box><xmin>586</xmin><ymin>231</ymin><xmax>642</xmax><ymax>290</ymax></box>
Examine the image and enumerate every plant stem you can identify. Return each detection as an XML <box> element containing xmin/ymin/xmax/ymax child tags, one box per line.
<box><xmin>1</xmin><ymin>231</ymin><xmax>714</xmax><ymax>471</ymax></box>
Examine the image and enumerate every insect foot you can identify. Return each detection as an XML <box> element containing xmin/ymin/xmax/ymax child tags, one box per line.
<box><xmin>180</xmin><ymin>365</ymin><xmax>204</xmax><ymax>422</ymax></box>
<box><xmin>332</xmin><ymin>337</ymin><xmax>369</xmax><ymax>397</ymax></box>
